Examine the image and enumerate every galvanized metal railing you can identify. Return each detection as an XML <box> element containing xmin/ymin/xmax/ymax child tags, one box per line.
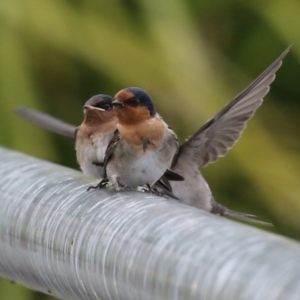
<box><xmin>0</xmin><ymin>146</ymin><xmax>300</xmax><ymax>300</ymax></box>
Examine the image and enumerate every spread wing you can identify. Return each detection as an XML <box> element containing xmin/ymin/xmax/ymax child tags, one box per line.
<box><xmin>15</xmin><ymin>107</ymin><xmax>76</xmax><ymax>139</ymax></box>
<box><xmin>173</xmin><ymin>47</ymin><xmax>290</xmax><ymax>168</ymax></box>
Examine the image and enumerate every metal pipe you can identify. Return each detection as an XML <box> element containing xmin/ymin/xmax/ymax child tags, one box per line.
<box><xmin>0</xmin><ymin>147</ymin><xmax>300</xmax><ymax>300</ymax></box>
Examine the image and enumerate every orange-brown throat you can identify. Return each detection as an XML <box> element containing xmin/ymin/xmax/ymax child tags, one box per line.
<box><xmin>117</xmin><ymin>115</ymin><xmax>165</xmax><ymax>150</ymax></box>
<box><xmin>83</xmin><ymin>109</ymin><xmax>115</xmax><ymax>126</ymax></box>
<box><xmin>114</xmin><ymin>105</ymin><xmax>151</xmax><ymax>125</ymax></box>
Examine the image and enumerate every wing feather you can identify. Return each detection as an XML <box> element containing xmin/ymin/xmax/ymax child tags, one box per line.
<box><xmin>173</xmin><ymin>47</ymin><xmax>290</xmax><ymax>168</ymax></box>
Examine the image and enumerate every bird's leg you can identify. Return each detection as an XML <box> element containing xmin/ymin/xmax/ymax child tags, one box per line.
<box><xmin>114</xmin><ymin>179</ymin><xmax>125</xmax><ymax>191</ymax></box>
<box><xmin>142</xmin><ymin>184</ymin><xmax>164</xmax><ymax>197</ymax></box>
<box><xmin>108</xmin><ymin>175</ymin><xmax>126</xmax><ymax>191</ymax></box>
<box><xmin>87</xmin><ymin>178</ymin><xmax>109</xmax><ymax>191</ymax></box>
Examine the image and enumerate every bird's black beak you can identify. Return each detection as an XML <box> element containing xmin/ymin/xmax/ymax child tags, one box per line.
<box><xmin>112</xmin><ymin>100</ymin><xmax>125</xmax><ymax>107</ymax></box>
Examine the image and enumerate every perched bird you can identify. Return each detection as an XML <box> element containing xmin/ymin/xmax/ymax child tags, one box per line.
<box><xmin>93</xmin><ymin>87</ymin><xmax>180</xmax><ymax>191</ymax></box>
<box><xmin>15</xmin><ymin>47</ymin><xmax>290</xmax><ymax>225</ymax></box>
<box><xmin>75</xmin><ymin>95</ymin><xmax>117</xmax><ymax>178</ymax></box>
<box><xmin>16</xmin><ymin>94</ymin><xmax>116</xmax><ymax>179</ymax></box>
<box><xmin>168</xmin><ymin>47</ymin><xmax>289</xmax><ymax>224</ymax></box>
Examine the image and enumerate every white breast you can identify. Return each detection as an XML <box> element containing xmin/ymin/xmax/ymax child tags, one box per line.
<box><xmin>107</xmin><ymin>137</ymin><xmax>177</xmax><ymax>187</ymax></box>
<box><xmin>76</xmin><ymin>132</ymin><xmax>112</xmax><ymax>179</ymax></box>
<box><xmin>121</xmin><ymin>150</ymin><xmax>167</xmax><ymax>186</ymax></box>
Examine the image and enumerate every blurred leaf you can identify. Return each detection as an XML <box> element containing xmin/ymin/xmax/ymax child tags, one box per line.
<box><xmin>0</xmin><ymin>25</ymin><xmax>56</xmax><ymax>160</ymax></box>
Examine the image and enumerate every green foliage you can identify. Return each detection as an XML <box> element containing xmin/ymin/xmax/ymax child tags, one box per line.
<box><xmin>1</xmin><ymin>0</ymin><xmax>300</xmax><ymax>298</ymax></box>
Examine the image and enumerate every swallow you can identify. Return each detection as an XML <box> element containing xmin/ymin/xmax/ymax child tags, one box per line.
<box><xmin>15</xmin><ymin>47</ymin><xmax>290</xmax><ymax>225</ymax></box>
<box><xmin>75</xmin><ymin>95</ymin><xmax>117</xmax><ymax>178</ymax></box>
<box><xmin>168</xmin><ymin>46</ymin><xmax>290</xmax><ymax>225</ymax></box>
<box><xmin>90</xmin><ymin>87</ymin><xmax>180</xmax><ymax>192</ymax></box>
<box><xmin>16</xmin><ymin>94</ymin><xmax>116</xmax><ymax>179</ymax></box>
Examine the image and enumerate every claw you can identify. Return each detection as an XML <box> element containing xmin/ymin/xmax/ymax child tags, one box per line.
<box><xmin>142</xmin><ymin>184</ymin><xmax>164</xmax><ymax>197</ymax></box>
<box><xmin>87</xmin><ymin>178</ymin><xmax>109</xmax><ymax>191</ymax></box>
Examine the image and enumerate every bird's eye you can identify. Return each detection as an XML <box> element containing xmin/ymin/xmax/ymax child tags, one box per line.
<box><xmin>104</xmin><ymin>104</ymin><xmax>110</xmax><ymax>110</ymax></box>
<box><xmin>127</xmin><ymin>97</ymin><xmax>140</xmax><ymax>106</ymax></box>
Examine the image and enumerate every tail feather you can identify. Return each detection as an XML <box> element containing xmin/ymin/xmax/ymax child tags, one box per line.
<box><xmin>15</xmin><ymin>107</ymin><xmax>76</xmax><ymax>138</ymax></box>
<box><xmin>211</xmin><ymin>198</ymin><xmax>272</xmax><ymax>226</ymax></box>
<box><xmin>224</xmin><ymin>208</ymin><xmax>273</xmax><ymax>226</ymax></box>
<box><xmin>154</xmin><ymin>180</ymin><xmax>179</xmax><ymax>200</ymax></box>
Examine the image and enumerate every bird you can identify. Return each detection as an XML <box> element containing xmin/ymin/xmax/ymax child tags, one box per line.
<box><xmin>15</xmin><ymin>47</ymin><xmax>290</xmax><ymax>225</ymax></box>
<box><xmin>16</xmin><ymin>94</ymin><xmax>117</xmax><ymax>179</ymax></box>
<box><xmin>168</xmin><ymin>46</ymin><xmax>290</xmax><ymax>224</ymax></box>
<box><xmin>91</xmin><ymin>87</ymin><xmax>180</xmax><ymax>191</ymax></box>
<box><xmin>75</xmin><ymin>94</ymin><xmax>117</xmax><ymax>178</ymax></box>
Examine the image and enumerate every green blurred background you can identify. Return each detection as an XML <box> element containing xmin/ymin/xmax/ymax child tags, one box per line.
<box><xmin>1</xmin><ymin>0</ymin><xmax>300</xmax><ymax>299</ymax></box>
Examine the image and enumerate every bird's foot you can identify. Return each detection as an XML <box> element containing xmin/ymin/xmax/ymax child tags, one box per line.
<box><xmin>142</xmin><ymin>184</ymin><xmax>164</xmax><ymax>197</ymax></box>
<box><xmin>114</xmin><ymin>180</ymin><xmax>128</xmax><ymax>191</ymax></box>
<box><xmin>87</xmin><ymin>178</ymin><xmax>109</xmax><ymax>191</ymax></box>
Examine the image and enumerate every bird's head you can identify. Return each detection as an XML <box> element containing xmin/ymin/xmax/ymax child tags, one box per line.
<box><xmin>112</xmin><ymin>87</ymin><xmax>156</xmax><ymax>125</ymax></box>
<box><xmin>83</xmin><ymin>94</ymin><xmax>115</xmax><ymax>125</ymax></box>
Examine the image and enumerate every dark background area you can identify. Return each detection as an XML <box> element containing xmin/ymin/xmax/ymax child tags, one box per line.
<box><xmin>1</xmin><ymin>0</ymin><xmax>300</xmax><ymax>299</ymax></box>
